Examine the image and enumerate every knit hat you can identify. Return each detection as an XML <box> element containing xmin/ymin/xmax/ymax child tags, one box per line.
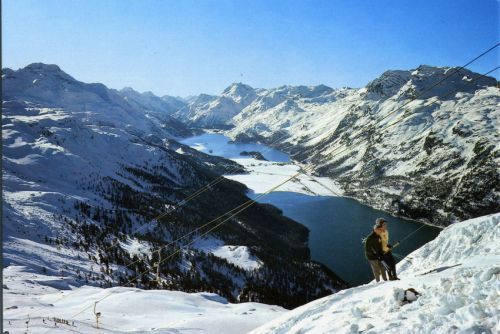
<box><xmin>374</xmin><ymin>217</ymin><xmax>387</xmax><ymax>230</ymax></box>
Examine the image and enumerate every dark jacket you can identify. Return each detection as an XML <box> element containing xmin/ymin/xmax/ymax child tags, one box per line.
<box><xmin>364</xmin><ymin>231</ymin><xmax>384</xmax><ymax>261</ymax></box>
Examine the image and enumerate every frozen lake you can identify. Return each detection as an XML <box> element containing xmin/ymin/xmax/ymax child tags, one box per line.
<box><xmin>181</xmin><ymin>133</ymin><xmax>441</xmax><ymax>286</ymax></box>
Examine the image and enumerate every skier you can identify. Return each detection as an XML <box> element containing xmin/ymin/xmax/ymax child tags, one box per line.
<box><xmin>378</xmin><ymin>218</ymin><xmax>399</xmax><ymax>280</ymax></box>
<box><xmin>364</xmin><ymin>219</ymin><xmax>387</xmax><ymax>282</ymax></box>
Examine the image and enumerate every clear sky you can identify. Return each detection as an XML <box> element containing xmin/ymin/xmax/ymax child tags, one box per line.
<box><xmin>2</xmin><ymin>0</ymin><xmax>499</xmax><ymax>97</ymax></box>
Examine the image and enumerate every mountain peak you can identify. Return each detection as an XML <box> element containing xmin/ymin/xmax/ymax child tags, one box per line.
<box><xmin>120</xmin><ymin>87</ymin><xmax>157</xmax><ymax>97</ymax></box>
<box><xmin>120</xmin><ymin>86</ymin><xmax>136</xmax><ymax>93</ymax></box>
<box><xmin>24</xmin><ymin>62</ymin><xmax>63</xmax><ymax>72</ymax></box>
<box><xmin>365</xmin><ymin>69</ymin><xmax>412</xmax><ymax>96</ymax></box>
<box><xmin>413</xmin><ymin>64</ymin><xmax>449</xmax><ymax>75</ymax></box>
<box><xmin>14</xmin><ymin>62</ymin><xmax>77</xmax><ymax>84</ymax></box>
<box><xmin>222</xmin><ymin>82</ymin><xmax>255</xmax><ymax>97</ymax></box>
<box><xmin>143</xmin><ymin>91</ymin><xmax>156</xmax><ymax>98</ymax></box>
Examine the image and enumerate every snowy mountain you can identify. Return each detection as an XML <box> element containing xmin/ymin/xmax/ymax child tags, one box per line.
<box><xmin>2</xmin><ymin>63</ymin><xmax>191</xmax><ymax>138</ymax></box>
<box><xmin>250</xmin><ymin>213</ymin><xmax>500</xmax><ymax>334</ymax></box>
<box><xmin>4</xmin><ymin>213</ymin><xmax>498</xmax><ymax>333</ymax></box>
<box><xmin>215</xmin><ymin>65</ymin><xmax>499</xmax><ymax>226</ymax></box>
<box><xmin>175</xmin><ymin>83</ymin><xmax>257</xmax><ymax>128</ymax></box>
<box><xmin>2</xmin><ymin>63</ymin><xmax>347</xmax><ymax>312</ymax></box>
<box><xmin>116</xmin><ymin>87</ymin><xmax>192</xmax><ymax>137</ymax></box>
<box><xmin>4</xmin><ymin>61</ymin><xmax>497</xmax><ymax>332</ymax></box>
<box><xmin>176</xmin><ymin>82</ymin><xmax>343</xmax><ymax>129</ymax></box>
<box><xmin>118</xmin><ymin>87</ymin><xmax>187</xmax><ymax>115</ymax></box>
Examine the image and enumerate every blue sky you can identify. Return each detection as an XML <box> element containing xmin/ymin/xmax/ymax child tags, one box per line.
<box><xmin>3</xmin><ymin>0</ymin><xmax>499</xmax><ymax>97</ymax></box>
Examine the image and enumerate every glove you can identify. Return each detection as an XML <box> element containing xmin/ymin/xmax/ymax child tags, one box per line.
<box><xmin>388</xmin><ymin>244</ymin><xmax>392</xmax><ymax>249</ymax></box>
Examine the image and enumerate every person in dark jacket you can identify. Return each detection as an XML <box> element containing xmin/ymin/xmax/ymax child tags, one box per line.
<box><xmin>364</xmin><ymin>219</ymin><xmax>387</xmax><ymax>282</ymax></box>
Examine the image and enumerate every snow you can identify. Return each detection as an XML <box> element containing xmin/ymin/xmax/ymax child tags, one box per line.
<box><xmin>118</xmin><ymin>237</ymin><xmax>153</xmax><ymax>260</ymax></box>
<box><xmin>3</xmin><ymin>62</ymin><xmax>499</xmax><ymax>333</ymax></box>
<box><xmin>4</xmin><ymin>64</ymin><xmax>330</xmax><ymax>334</ymax></box>
<box><xmin>250</xmin><ymin>213</ymin><xmax>500</xmax><ymax>334</ymax></box>
<box><xmin>2</xmin><ymin>64</ymin><xmax>500</xmax><ymax>333</ymax></box>
<box><xmin>178</xmin><ymin>67</ymin><xmax>498</xmax><ymax>225</ymax></box>
<box><xmin>180</xmin><ymin>133</ymin><xmax>344</xmax><ymax>197</ymax></box>
<box><xmin>3</xmin><ymin>266</ymin><xmax>286</xmax><ymax>334</ymax></box>
<box><xmin>225</xmin><ymin>159</ymin><xmax>344</xmax><ymax>197</ymax></box>
<box><xmin>193</xmin><ymin>237</ymin><xmax>263</xmax><ymax>271</ymax></box>
<box><xmin>175</xmin><ymin>83</ymin><xmax>257</xmax><ymax>127</ymax></box>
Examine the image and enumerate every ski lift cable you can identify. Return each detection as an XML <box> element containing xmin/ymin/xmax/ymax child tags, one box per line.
<box><xmin>113</xmin><ymin>167</ymin><xmax>310</xmax><ymax>276</ymax></box>
<box><xmin>34</xmin><ymin>53</ymin><xmax>498</xmax><ymax>329</ymax></box>
<box><xmin>383</xmin><ymin>66</ymin><xmax>500</xmax><ymax>131</ymax></box>
<box><xmin>94</xmin><ymin>169</ymin><xmax>309</xmax><ymax>279</ymax></box>
<box><xmin>28</xmin><ymin>129</ymin><xmax>296</xmax><ymax>323</ymax></box>
<box><xmin>394</xmin><ymin>223</ymin><xmax>429</xmax><ymax>247</ymax></box>
<box><xmin>78</xmin><ymin>134</ymin><xmax>296</xmax><ymax>265</ymax></box>
<box><xmin>30</xmin><ymin>167</ymin><xmax>305</xmax><ymax>325</ymax></box>
<box><xmin>375</xmin><ymin>42</ymin><xmax>499</xmax><ymax>126</ymax></box>
<box><xmin>289</xmin><ymin>65</ymin><xmax>499</xmax><ymax>257</ymax></box>
<box><xmin>300</xmin><ymin>62</ymin><xmax>500</xmax><ymax>192</ymax></box>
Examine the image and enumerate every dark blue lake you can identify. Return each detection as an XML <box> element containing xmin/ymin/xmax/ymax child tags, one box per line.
<box><xmin>181</xmin><ymin>133</ymin><xmax>442</xmax><ymax>286</ymax></box>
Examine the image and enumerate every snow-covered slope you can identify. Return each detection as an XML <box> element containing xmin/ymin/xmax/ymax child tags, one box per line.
<box><xmin>2</xmin><ymin>63</ymin><xmax>346</xmax><ymax>312</ymax></box>
<box><xmin>119</xmin><ymin>87</ymin><xmax>186</xmax><ymax>114</ymax></box>
<box><xmin>230</xmin><ymin>84</ymin><xmax>352</xmax><ymax>142</ymax></box>
<box><xmin>2</xmin><ymin>63</ymin><xmax>242</xmax><ymax>291</ymax></box>
<box><xmin>251</xmin><ymin>213</ymin><xmax>500</xmax><ymax>334</ymax></box>
<box><xmin>222</xmin><ymin>66</ymin><xmax>499</xmax><ymax>226</ymax></box>
<box><xmin>3</xmin><ymin>266</ymin><xmax>287</xmax><ymax>333</ymax></box>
